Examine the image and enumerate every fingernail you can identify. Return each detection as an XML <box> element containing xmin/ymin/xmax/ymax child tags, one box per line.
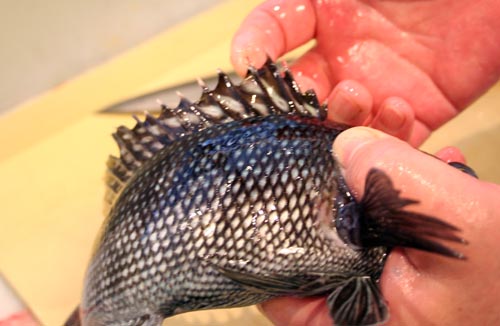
<box><xmin>379</xmin><ymin>105</ymin><xmax>406</xmax><ymax>130</ymax></box>
<box><xmin>373</xmin><ymin>97</ymin><xmax>412</xmax><ymax>134</ymax></box>
<box><xmin>333</xmin><ymin>127</ymin><xmax>388</xmax><ymax>167</ymax></box>
<box><xmin>329</xmin><ymin>90</ymin><xmax>363</xmax><ymax>123</ymax></box>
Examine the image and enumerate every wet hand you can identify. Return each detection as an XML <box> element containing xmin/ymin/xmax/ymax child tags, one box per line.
<box><xmin>258</xmin><ymin>127</ymin><xmax>500</xmax><ymax>325</ymax></box>
<box><xmin>231</xmin><ymin>0</ymin><xmax>500</xmax><ymax>146</ymax></box>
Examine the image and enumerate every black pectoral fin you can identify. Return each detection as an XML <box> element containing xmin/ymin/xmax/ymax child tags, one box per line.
<box><xmin>345</xmin><ymin>168</ymin><xmax>466</xmax><ymax>259</ymax></box>
<box><xmin>327</xmin><ymin>276</ymin><xmax>388</xmax><ymax>326</ymax></box>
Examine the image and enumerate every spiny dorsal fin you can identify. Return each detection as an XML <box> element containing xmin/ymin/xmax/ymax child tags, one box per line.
<box><xmin>104</xmin><ymin>59</ymin><xmax>326</xmax><ymax>214</ymax></box>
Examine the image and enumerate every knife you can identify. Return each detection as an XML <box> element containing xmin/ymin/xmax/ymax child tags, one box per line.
<box><xmin>100</xmin><ymin>71</ymin><xmax>241</xmax><ymax>114</ymax></box>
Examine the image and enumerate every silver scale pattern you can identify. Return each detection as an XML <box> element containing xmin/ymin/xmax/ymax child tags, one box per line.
<box><xmin>82</xmin><ymin>115</ymin><xmax>386</xmax><ymax>325</ymax></box>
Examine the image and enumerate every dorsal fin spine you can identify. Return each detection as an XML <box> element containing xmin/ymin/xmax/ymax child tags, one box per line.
<box><xmin>217</xmin><ymin>71</ymin><xmax>255</xmax><ymax>117</ymax></box>
<box><xmin>104</xmin><ymin>60</ymin><xmax>324</xmax><ymax>213</ymax></box>
<box><xmin>246</xmin><ymin>65</ymin><xmax>281</xmax><ymax>115</ymax></box>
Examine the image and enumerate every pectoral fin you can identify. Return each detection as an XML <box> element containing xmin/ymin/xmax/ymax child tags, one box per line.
<box><xmin>215</xmin><ymin>266</ymin><xmax>307</xmax><ymax>295</ymax></box>
<box><xmin>215</xmin><ymin>265</ymin><xmax>347</xmax><ymax>296</ymax></box>
<box><xmin>326</xmin><ymin>276</ymin><xmax>388</xmax><ymax>326</ymax></box>
<box><xmin>336</xmin><ymin>168</ymin><xmax>466</xmax><ymax>259</ymax></box>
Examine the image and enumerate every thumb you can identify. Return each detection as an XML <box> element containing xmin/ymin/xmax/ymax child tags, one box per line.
<box><xmin>333</xmin><ymin>127</ymin><xmax>500</xmax><ymax>325</ymax></box>
<box><xmin>332</xmin><ymin>126</ymin><xmax>474</xmax><ymax>262</ymax></box>
<box><xmin>332</xmin><ymin>126</ymin><xmax>475</xmax><ymax>222</ymax></box>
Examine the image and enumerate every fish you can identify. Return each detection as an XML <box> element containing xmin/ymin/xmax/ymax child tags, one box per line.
<box><xmin>65</xmin><ymin>59</ymin><xmax>467</xmax><ymax>326</ymax></box>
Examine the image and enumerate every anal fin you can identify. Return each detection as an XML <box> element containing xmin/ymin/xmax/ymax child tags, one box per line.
<box><xmin>326</xmin><ymin>276</ymin><xmax>388</xmax><ymax>326</ymax></box>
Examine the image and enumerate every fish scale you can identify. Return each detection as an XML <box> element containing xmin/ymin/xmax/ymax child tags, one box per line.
<box><xmin>66</xmin><ymin>60</ymin><xmax>467</xmax><ymax>326</ymax></box>
<box><xmin>85</xmin><ymin>116</ymin><xmax>383</xmax><ymax>325</ymax></box>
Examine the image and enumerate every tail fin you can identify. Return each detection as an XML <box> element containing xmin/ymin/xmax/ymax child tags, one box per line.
<box><xmin>64</xmin><ymin>306</ymin><xmax>81</xmax><ymax>326</ymax></box>
<box><xmin>337</xmin><ymin>168</ymin><xmax>466</xmax><ymax>259</ymax></box>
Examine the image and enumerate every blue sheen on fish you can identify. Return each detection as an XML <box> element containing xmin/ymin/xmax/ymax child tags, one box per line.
<box><xmin>65</xmin><ymin>60</ymin><xmax>466</xmax><ymax>326</ymax></box>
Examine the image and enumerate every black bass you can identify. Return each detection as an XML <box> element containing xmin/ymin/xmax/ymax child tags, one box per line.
<box><xmin>66</xmin><ymin>60</ymin><xmax>466</xmax><ymax>326</ymax></box>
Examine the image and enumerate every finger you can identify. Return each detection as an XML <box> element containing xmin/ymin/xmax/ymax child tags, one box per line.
<box><xmin>332</xmin><ymin>127</ymin><xmax>475</xmax><ymax>269</ymax></box>
<box><xmin>288</xmin><ymin>50</ymin><xmax>334</xmax><ymax>102</ymax></box>
<box><xmin>332</xmin><ymin>127</ymin><xmax>475</xmax><ymax>228</ymax></box>
<box><xmin>433</xmin><ymin>146</ymin><xmax>466</xmax><ymax>164</ymax></box>
<box><xmin>408</xmin><ymin>121</ymin><xmax>431</xmax><ymax>147</ymax></box>
<box><xmin>0</xmin><ymin>274</ymin><xmax>40</xmax><ymax>326</ymax></box>
<box><xmin>332</xmin><ymin>127</ymin><xmax>497</xmax><ymax>325</ymax></box>
<box><xmin>370</xmin><ymin>96</ymin><xmax>414</xmax><ymax>142</ymax></box>
<box><xmin>231</xmin><ymin>0</ymin><xmax>317</xmax><ymax>76</ymax></box>
<box><xmin>324</xmin><ymin>40</ymin><xmax>457</xmax><ymax>145</ymax></box>
<box><xmin>326</xmin><ymin>80</ymin><xmax>373</xmax><ymax>126</ymax></box>
<box><xmin>259</xmin><ymin>297</ymin><xmax>331</xmax><ymax>326</ymax></box>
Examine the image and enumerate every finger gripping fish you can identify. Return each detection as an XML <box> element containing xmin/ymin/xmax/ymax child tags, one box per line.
<box><xmin>66</xmin><ymin>60</ymin><xmax>466</xmax><ymax>326</ymax></box>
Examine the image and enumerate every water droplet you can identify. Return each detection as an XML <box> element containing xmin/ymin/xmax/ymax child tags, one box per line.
<box><xmin>296</xmin><ymin>4</ymin><xmax>306</xmax><ymax>12</ymax></box>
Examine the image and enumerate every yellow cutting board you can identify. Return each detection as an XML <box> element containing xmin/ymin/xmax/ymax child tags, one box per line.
<box><xmin>0</xmin><ymin>0</ymin><xmax>499</xmax><ymax>325</ymax></box>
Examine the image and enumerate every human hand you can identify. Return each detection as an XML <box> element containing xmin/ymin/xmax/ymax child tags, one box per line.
<box><xmin>258</xmin><ymin>127</ymin><xmax>500</xmax><ymax>325</ymax></box>
<box><xmin>231</xmin><ymin>0</ymin><xmax>500</xmax><ymax>146</ymax></box>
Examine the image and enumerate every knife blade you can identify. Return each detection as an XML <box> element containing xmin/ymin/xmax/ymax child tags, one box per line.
<box><xmin>100</xmin><ymin>71</ymin><xmax>241</xmax><ymax>114</ymax></box>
